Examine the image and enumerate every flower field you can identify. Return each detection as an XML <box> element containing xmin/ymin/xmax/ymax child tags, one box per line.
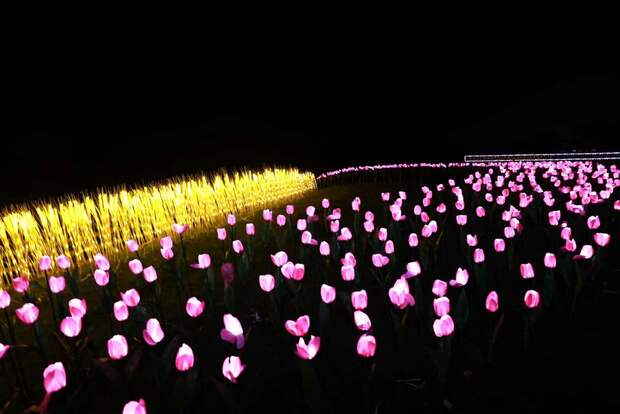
<box><xmin>0</xmin><ymin>161</ymin><xmax>618</xmax><ymax>412</ymax></box>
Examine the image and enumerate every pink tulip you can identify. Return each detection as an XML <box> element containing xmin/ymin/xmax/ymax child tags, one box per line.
<box><xmin>466</xmin><ymin>234</ymin><xmax>478</xmax><ymax>247</ymax></box>
<box><xmin>594</xmin><ymin>232</ymin><xmax>610</xmax><ymax>247</ymax></box>
<box><xmin>432</xmin><ymin>279</ymin><xmax>448</xmax><ymax>297</ymax></box>
<box><xmin>341</xmin><ymin>265</ymin><xmax>356</xmax><ymax>281</ymax></box>
<box><xmin>363</xmin><ymin>221</ymin><xmax>375</xmax><ymax>233</ymax></box>
<box><xmin>263</xmin><ymin>209</ymin><xmax>273</xmax><ymax>221</ymax></box>
<box><xmin>191</xmin><ymin>253</ymin><xmax>211</xmax><ymax>269</ymax></box>
<box><xmin>286</xmin><ymin>204</ymin><xmax>295</xmax><ymax>215</ymax></box>
<box><xmin>259</xmin><ymin>274</ymin><xmax>275</xmax><ymax>292</ymax></box>
<box><xmin>16</xmin><ymin>303</ymin><xmax>39</xmax><ymax>324</ymax></box>
<box><xmin>485</xmin><ymin>291</ymin><xmax>499</xmax><ymax>312</ymax></box>
<box><xmin>351</xmin><ymin>290</ymin><xmax>368</xmax><ymax>310</ymax></box>
<box><xmin>341</xmin><ymin>252</ymin><xmax>357</xmax><ymax>267</ymax></box>
<box><xmin>371</xmin><ymin>254</ymin><xmax>390</xmax><ymax>268</ymax></box>
<box><xmin>127</xmin><ymin>240</ymin><xmax>140</xmax><ymax>253</ymax></box>
<box><xmin>113</xmin><ymin>301</ymin><xmax>129</xmax><ymax>321</ymax></box>
<box><xmin>281</xmin><ymin>262</ymin><xmax>295</xmax><ymax>279</ymax></box>
<box><xmin>504</xmin><ymin>226</ymin><xmax>515</xmax><ymax>239</ymax></box>
<box><xmin>60</xmin><ymin>316</ymin><xmax>82</xmax><ymax>338</ymax></box>
<box><xmin>0</xmin><ymin>290</ymin><xmax>10</xmax><ymax>308</ymax></box>
<box><xmin>330</xmin><ymin>220</ymin><xmax>340</xmax><ymax>233</ymax></box>
<box><xmin>108</xmin><ymin>335</ymin><xmax>129</xmax><ymax>360</ymax></box>
<box><xmin>246</xmin><ymin>223</ymin><xmax>255</xmax><ymax>235</ymax></box>
<box><xmin>494</xmin><ymin>238</ymin><xmax>506</xmax><ymax>252</ymax></box>
<box><xmin>123</xmin><ymin>399</ymin><xmax>147</xmax><ymax>414</ymax></box>
<box><xmin>222</xmin><ymin>355</ymin><xmax>246</xmax><ymax>383</ymax></box>
<box><xmin>160</xmin><ymin>248</ymin><xmax>174</xmax><ymax>260</ymax></box>
<box><xmin>285</xmin><ymin>315</ymin><xmax>310</xmax><ymax>337</ymax></box>
<box><xmin>43</xmin><ymin>362</ymin><xmax>66</xmax><ymax>393</ymax></box>
<box><xmin>175</xmin><ymin>343</ymin><xmax>194</xmax><ymax>371</ymax></box>
<box><xmin>433</xmin><ymin>315</ymin><xmax>455</xmax><ymax>337</ymax></box>
<box><xmin>121</xmin><ymin>289</ymin><xmax>141</xmax><ymax>307</ymax></box>
<box><xmin>271</xmin><ymin>251</ymin><xmax>289</xmax><ymax>267</ymax></box>
<box><xmin>524</xmin><ymin>290</ymin><xmax>540</xmax><ymax>308</ymax></box>
<box><xmin>173</xmin><ymin>223</ymin><xmax>189</xmax><ymax>235</ymax></box>
<box><xmin>220</xmin><ymin>314</ymin><xmax>245</xmax><ymax>349</ymax></box>
<box><xmin>454</xmin><ymin>268</ymin><xmax>469</xmax><ymax>287</ymax></box>
<box><xmin>48</xmin><ymin>276</ymin><xmax>66</xmax><ymax>293</ymax></box>
<box><xmin>217</xmin><ymin>228</ymin><xmax>227</xmax><ymax>240</ymax></box>
<box><xmin>12</xmin><ymin>276</ymin><xmax>29</xmax><ymax>293</ymax></box>
<box><xmin>364</xmin><ymin>211</ymin><xmax>375</xmax><ymax>222</ymax></box>
<box><xmin>94</xmin><ymin>253</ymin><xmax>110</xmax><ymax>270</ymax></box>
<box><xmin>301</xmin><ymin>231</ymin><xmax>317</xmax><ymax>245</ymax></box>
<box><xmin>68</xmin><ymin>298</ymin><xmax>87</xmax><ymax>318</ymax></box>
<box><xmin>354</xmin><ymin>310</ymin><xmax>372</xmax><ymax>331</ymax></box>
<box><xmin>56</xmin><ymin>255</ymin><xmax>71</xmax><ymax>269</ymax></box>
<box><xmin>456</xmin><ymin>215</ymin><xmax>467</xmax><ymax>226</ymax></box>
<box><xmin>352</xmin><ymin>197</ymin><xmax>361</xmax><ymax>211</ymax></box>
<box><xmin>128</xmin><ymin>259</ymin><xmax>143</xmax><ymax>275</ymax></box>
<box><xmin>381</xmin><ymin>192</ymin><xmax>390</xmax><ymax>201</ymax></box>
<box><xmin>321</xmin><ymin>284</ymin><xmax>336</xmax><ymax>303</ymax></box>
<box><xmin>473</xmin><ymin>248</ymin><xmax>485</xmax><ymax>263</ymax></box>
<box><xmin>319</xmin><ymin>241</ymin><xmax>330</xmax><ymax>256</ymax></box>
<box><xmin>143</xmin><ymin>266</ymin><xmax>158</xmax><ymax>283</ymax></box>
<box><xmin>587</xmin><ymin>215</ymin><xmax>601</xmax><ymax>230</ymax></box>
<box><xmin>306</xmin><ymin>205</ymin><xmax>316</xmax><ymax>217</ymax></box>
<box><xmin>560</xmin><ymin>227</ymin><xmax>572</xmax><ymax>241</ymax></box>
<box><xmin>296</xmin><ymin>335</ymin><xmax>320</xmax><ymax>360</ymax></box>
<box><xmin>357</xmin><ymin>334</ymin><xmax>376</xmax><ymax>357</ymax></box>
<box><xmin>232</xmin><ymin>240</ymin><xmax>244</xmax><ymax>254</ymax></box>
<box><xmin>433</xmin><ymin>297</ymin><xmax>450</xmax><ymax>316</ymax></box>
<box><xmin>338</xmin><ymin>227</ymin><xmax>353</xmax><ymax>241</ymax></box>
<box><xmin>574</xmin><ymin>245</ymin><xmax>594</xmax><ymax>260</ymax></box>
<box><xmin>548</xmin><ymin>210</ymin><xmax>561</xmax><ymax>226</ymax></box>
<box><xmin>296</xmin><ymin>219</ymin><xmax>307</xmax><ymax>231</ymax></box>
<box><xmin>385</xmin><ymin>240</ymin><xmax>395</xmax><ymax>254</ymax></box>
<box><xmin>436</xmin><ymin>203</ymin><xmax>447</xmax><ymax>213</ymax></box>
<box><xmin>321</xmin><ymin>198</ymin><xmax>330</xmax><ymax>209</ymax></box>
<box><xmin>520</xmin><ymin>263</ymin><xmax>535</xmax><ymax>279</ymax></box>
<box><xmin>388</xmin><ymin>277</ymin><xmax>415</xmax><ymax>309</ymax></box>
<box><xmin>408</xmin><ymin>233</ymin><xmax>419</xmax><ymax>247</ymax></box>
<box><xmin>227</xmin><ymin>214</ymin><xmax>236</xmax><ymax>226</ymax></box>
<box><xmin>186</xmin><ymin>297</ymin><xmax>206</xmax><ymax>318</ymax></box>
<box><xmin>0</xmin><ymin>343</ymin><xmax>9</xmax><ymax>359</ymax></box>
<box><xmin>39</xmin><ymin>255</ymin><xmax>52</xmax><ymax>271</ymax></box>
<box><xmin>276</xmin><ymin>214</ymin><xmax>286</xmax><ymax>227</ymax></box>
<box><xmin>544</xmin><ymin>253</ymin><xmax>556</xmax><ymax>268</ymax></box>
<box><xmin>476</xmin><ymin>206</ymin><xmax>486</xmax><ymax>217</ymax></box>
<box><xmin>94</xmin><ymin>269</ymin><xmax>109</xmax><ymax>286</ymax></box>
<box><xmin>143</xmin><ymin>318</ymin><xmax>165</xmax><ymax>346</ymax></box>
<box><xmin>378</xmin><ymin>228</ymin><xmax>388</xmax><ymax>241</ymax></box>
<box><xmin>405</xmin><ymin>261</ymin><xmax>422</xmax><ymax>278</ymax></box>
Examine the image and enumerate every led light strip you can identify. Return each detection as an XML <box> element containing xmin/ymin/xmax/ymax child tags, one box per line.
<box><xmin>465</xmin><ymin>152</ymin><xmax>620</xmax><ymax>162</ymax></box>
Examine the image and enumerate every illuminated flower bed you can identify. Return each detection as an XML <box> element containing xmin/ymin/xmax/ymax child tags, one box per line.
<box><xmin>0</xmin><ymin>161</ymin><xmax>618</xmax><ymax>412</ymax></box>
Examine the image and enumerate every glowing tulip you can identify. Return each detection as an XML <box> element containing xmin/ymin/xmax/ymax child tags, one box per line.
<box><xmin>263</xmin><ymin>209</ymin><xmax>273</xmax><ymax>221</ymax></box>
<box><xmin>127</xmin><ymin>240</ymin><xmax>140</xmax><ymax>253</ymax></box>
<box><xmin>12</xmin><ymin>276</ymin><xmax>29</xmax><ymax>293</ymax></box>
<box><xmin>306</xmin><ymin>205</ymin><xmax>316</xmax><ymax>217</ymax></box>
<box><xmin>94</xmin><ymin>253</ymin><xmax>110</xmax><ymax>270</ymax></box>
<box><xmin>560</xmin><ymin>227</ymin><xmax>572</xmax><ymax>241</ymax></box>
<box><xmin>60</xmin><ymin>316</ymin><xmax>82</xmax><ymax>338</ymax></box>
<box><xmin>232</xmin><ymin>240</ymin><xmax>244</xmax><ymax>254</ymax></box>
<box><xmin>338</xmin><ymin>227</ymin><xmax>353</xmax><ymax>241</ymax></box>
<box><xmin>594</xmin><ymin>232</ymin><xmax>610</xmax><ymax>247</ymax></box>
<box><xmin>485</xmin><ymin>291</ymin><xmax>499</xmax><ymax>312</ymax></box>
<box><xmin>433</xmin><ymin>314</ymin><xmax>455</xmax><ymax>337</ymax></box>
<box><xmin>454</xmin><ymin>268</ymin><xmax>469</xmax><ymax>286</ymax></box>
<box><xmin>587</xmin><ymin>215</ymin><xmax>601</xmax><ymax>229</ymax></box>
<box><xmin>341</xmin><ymin>264</ymin><xmax>356</xmax><ymax>281</ymax></box>
<box><xmin>114</xmin><ymin>301</ymin><xmax>129</xmax><ymax>321</ymax></box>
<box><xmin>504</xmin><ymin>226</ymin><xmax>515</xmax><ymax>238</ymax></box>
<box><xmin>246</xmin><ymin>223</ymin><xmax>255</xmax><ymax>235</ymax></box>
<box><xmin>94</xmin><ymin>269</ymin><xmax>109</xmax><ymax>286</ymax></box>
<box><xmin>378</xmin><ymin>228</ymin><xmax>388</xmax><ymax>241</ymax></box>
<box><xmin>436</xmin><ymin>203</ymin><xmax>447</xmax><ymax>213</ymax></box>
<box><xmin>520</xmin><ymin>263</ymin><xmax>535</xmax><ymax>279</ymax></box>
<box><xmin>476</xmin><ymin>206</ymin><xmax>486</xmax><ymax>217</ymax></box>
<box><xmin>285</xmin><ymin>315</ymin><xmax>310</xmax><ymax>337</ymax></box>
<box><xmin>319</xmin><ymin>241</ymin><xmax>330</xmax><ymax>256</ymax></box>
<box><xmin>143</xmin><ymin>318</ymin><xmax>164</xmax><ymax>346</ymax></box>
<box><xmin>363</xmin><ymin>221</ymin><xmax>375</xmax><ymax>233</ymax></box>
<box><xmin>354</xmin><ymin>310</ymin><xmax>372</xmax><ymax>331</ymax></box>
<box><xmin>121</xmin><ymin>289</ymin><xmax>141</xmax><ymax>307</ymax></box>
<box><xmin>524</xmin><ymin>290</ymin><xmax>540</xmax><ymax>308</ymax></box>
<box><xmin>385</xmin><ymin>240</ymin><xmax>395</xmax><ymax>254</ymax></box>
<box><xmin>43</xmin><ymin>362</ymin><xmax>66</xmax><ymax>393</ymax></box>
<box><xmin>466</xmin><ymin>234</ymin><xmax>478</xmax><ymax>246</ymax></box>
<box><xmin>575</xmin><ymin>245</ymin><xmax>594</xmax><ymax>260</ymax></box>
<box><xmin>351</xmin><ymin>290</ymin><xmax>368</xmax><ymax>310</ymax></box>
<box><xmin>222</xmin><ymin>355</ymin><xmax>245</xmax><ymax>383</ymax></box>
<box><xmin>108</xmin><ymin>335</ymin><xmax>129</xmax><ymax>360</ymax></box>
<box><xmin>281</xmin><ymin>262</ymin><xmax>295</xmax><ymax>279</ymax></box>
<box><xmin>123</xmin><ymin>399</ymin><xmax>147</xmax><ymax>414</ymax></box>
<box><xmin>381</xmin><ymin>192</ymin><xmax>390</xmax><ymax>201</ymax></box>
<box><xmin>39</xmin><ymin>255</ymin><xmax>52</xmax><ymax>271</ymax></box>
<box><xmin>0</xmin><ymin>290</ymin><xmax>10</xmax><ymax>308</ymax></box>
<box><xmin>143</xmin><ymin>266</ymin><xmax>158</xmax><ymax>283</ymax></box>
<box><xmin>173</xmin><ymin>223</ymin><xmax>189</xmax><ymax>235</ymax></box>
<box><xmin>191</xmin><ymin>253</ymin><xmax>211</xmax><ymax>269</ymax></box>
<box><xmin>128</xmin><ymin>259</ymin><xmax>143</xmax><ymax>275</ymax></box>
<box><xmin>544</xmin><ymin>253</ymin><xmax>556</xmax><ymax>268</ymax></box>
<box><xmin>259</xmin><ymin>274</ymin><xmax>275</xmax><ymax>292</ymax></box>
<box><xmin>217</xmin><ymin>228</ymin><xmax>227</xmax><ymax>240</ymax></box>
<box><xmin>220</xmin><ymin>314</ymin><xmax>244</xmax><ymax>349</ymax></box>
<box><xmin>352</xmin><ymin>197</ymin><xmax>361</xmax><ymax>211</ymax></box>
<box><xmin>341</xmin><ymin>252</ymin><xmax>357</xmax><ymax>267</ymax></box>
<box><xmin>321</xmin><ymin>284</ymin><xmax>336</xmax><ymax>303</ymax></box>
<box><xmin>357</xmin><ymin>334</ymin><xmax>376</xmax><ymax>357</ymax></box>
<box><xmin>0</xmin><ymin>343</ymin><xmax>8</xmax><ymax>359</ymax></box>
<box><xmin>276</xmin><ymin>214</ymin><xmax>286</xmax><ymax>227</ymax></box>
<box><xmin>56</xmin><ymin>255</ymin><xmax>71</xmax><ymax>269</ymax></box>
<box><xmin>405</xmin><ymin>261</ymin><xmax>421</xmax><ymax>278</ymax></box>
<box><xmin>286</xmin><ymin>204</ymin><xmax>295</xmax><ymax>215</ymax></box>
<box><xmin>296</xmin><ymin>336</ymin><xmax>320</xmax><ymax>360</ymax></box>
<box><xmin>548</xmin><ymin>210</ymin><xmax>561</xmax><ymax>226</ymax></box>
<box><xmin>494</xmin><ymin>238</ymin><xmax>505</xmax><ymax>252</ymax></box>
<box><xmin>330</xmin><ymin>220</ymin><xmax>340</xmax><ymax>233</ymax></box>
<box><xmin>68</xmin><ymin>298</ymin><xmax>87</xmax><ymax>318</ymax></box>
<box><xmin>49</xmin><ymin>276</ymin><xmax>66</xmax><ymax>293</ymax></box>
<box><xmin>388</xmin><ymin>277</ymin><xmax>415</xmax><ymax>309</ymax></box>
<box><xmin>433</xmin><ymin>297</ymin><xmax>450</xmax><ymax>317</ymax></box>
<box><xmin>271</xmin><ymin>251</ymin><xmax>288</xmax><ymax>267</ymax></box>
<box><xmin>456</xmin><ymin>215</ymin><xmax>467</xmax><ymax>226</ymax></box>
<box><xmin>175</xmin><ymin>343</ymin><xmax>194</xmax><ymax>371</ymax></box>
<box><xmin>16</xmin><ymin>303</ymin><xmax>39</xmax><ymax>324</ymax></box>
<box><xmin>186</xmin><ymin>297</ymin><xmax>206</xmax><ymax>318</ymax></box>
<box><xmin>371</xmin><ymin>254</ymin><xmax>389</xmax><ymax>268</ymax></box>
<box><xmin>432</xmin><ymin>279</ymin><xmax>448</xmax><ymax>297</ymax></box>
<box><xmin>227</xmin><ymin>214</ymin><xmax>236</xmax><ymax>226</ymax></box>
<box><xmin>473</xmin><ymin>248</ymin><xmax>485</xmax><ymax>263</ymax></box>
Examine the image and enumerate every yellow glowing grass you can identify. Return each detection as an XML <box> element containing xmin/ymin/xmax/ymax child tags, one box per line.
<box><xmin>0</xmin><ymin>168</ymin><xmax>316</xmax><ymax>287</ymax></box>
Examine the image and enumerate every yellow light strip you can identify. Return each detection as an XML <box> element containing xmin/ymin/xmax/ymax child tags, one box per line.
<box><xmin>0</xmin><ymin>168</ymin><xmax>317</xmax><ymax>287</ymax></box>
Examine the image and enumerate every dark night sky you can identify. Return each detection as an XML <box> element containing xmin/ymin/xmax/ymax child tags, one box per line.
<box><xmin>3</xmin><ymin>44</ymin><xmax>619</xmax><ymax>205</ymax></box>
